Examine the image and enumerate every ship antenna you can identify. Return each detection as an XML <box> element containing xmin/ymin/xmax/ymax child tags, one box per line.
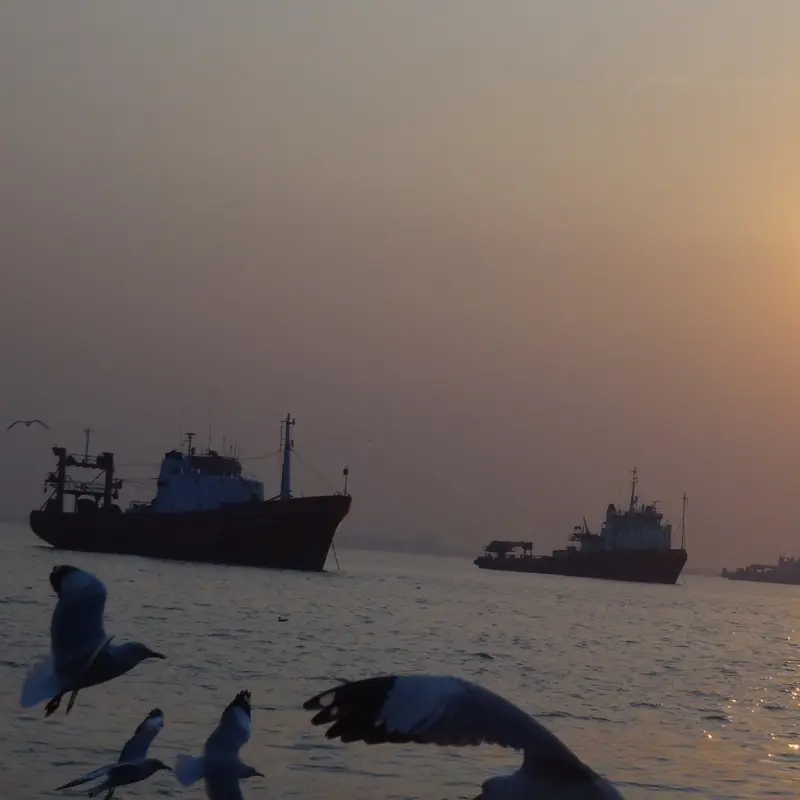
<box><xmin>628</xmin><ymin>466</ymin><xmax>638</xmax><ymax>511</ymax></box>
<box><xmin>178</xmin><ymin>403</ymin><xmax>185</xmax><ymax>450</ymax></box>
<box><xmin>83</xmin><ymin>427</ymin><xmax>92</xmax><ymax>460</ymax></box>
<box><xmin>279</xmin><ymin>413</ymin><xmax>296</xmax><ymax>500</ymax></box>
<box><xmin>680</xmin><ymin>492</ymin><xmax>688</xmax><ymax>551</ymax></box>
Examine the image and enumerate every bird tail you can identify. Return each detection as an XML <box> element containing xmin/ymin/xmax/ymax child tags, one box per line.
<box><xmin>20</xmin><ymin>653</ymin><xmax>60</xmax><ymax>708</ymax></box>
<box><xmin>55</xmin><ymin>763</ymin><xmax>115</xmax><ymax>791</ymax></box>
<box><xmin>174</xmin><ymin>753</ymin><xmax>205</xmax><ymax>786</ymax></box>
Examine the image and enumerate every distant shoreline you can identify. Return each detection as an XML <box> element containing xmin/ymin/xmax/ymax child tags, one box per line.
<box><xmin>683</xmin><ymin>566</ymin><xmax>720</xmax><ymax>577</ymax></box>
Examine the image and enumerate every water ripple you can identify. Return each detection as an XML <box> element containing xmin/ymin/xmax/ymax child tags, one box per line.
<box><xmin>1</xmin><ymin>524</ymin><xmax>798</xmax><ymax>798</ymax></box>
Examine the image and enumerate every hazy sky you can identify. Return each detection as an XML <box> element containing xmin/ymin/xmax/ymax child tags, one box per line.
<box><xmin>3</xmin><ymin>2</ymin><xmax>800</xmax><ymax>569</ymax></box>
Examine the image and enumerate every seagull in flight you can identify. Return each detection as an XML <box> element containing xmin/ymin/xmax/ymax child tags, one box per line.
<box><xmin>303</xmin><ymin>674</ymin><xmax>624</xmax><ymax>799</ymax></box>
<box><xmin>175</xmin><ymin>689</ymin><xmax>263</xmax><ymax>799</ymax></box>
<box><xmin>54</xmin><ymin>708</ymin><xmax>172</xmax><ymax>798</ymax></box>
<box><xmin>7</xmin><ymin>418</ymin><xmax>49</xmax><ymax>430</ymax></box>
<box><xmin>19</xmin><ymin>565</ymin><xmax>166</xmax><ymax>716</ymax></box>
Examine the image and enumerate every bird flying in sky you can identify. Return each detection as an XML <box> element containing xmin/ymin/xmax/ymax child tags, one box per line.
<box><xmin>7</xmin><ymin>419</ymin><xmax>49</xmax><ymax>430</ymax></box>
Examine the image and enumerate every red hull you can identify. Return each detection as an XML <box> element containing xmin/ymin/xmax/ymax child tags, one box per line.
<box><xmin>30</xmin><ymin>494</ymin><xmax>352</xmax><ymax>572</ymax></box>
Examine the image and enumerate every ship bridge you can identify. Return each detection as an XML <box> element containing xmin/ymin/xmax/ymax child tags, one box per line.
<box><xmin>138</xmin><ymin>435</ymin><xmax>264</xmax><ymax>514</ymax></box>
<box><xmin>571</xmin><ymin>470</ymin><xmax>676</xmax><ymax>553</ymax></box>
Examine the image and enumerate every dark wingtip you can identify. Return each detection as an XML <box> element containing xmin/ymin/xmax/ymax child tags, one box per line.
<box><xmin>303</xmin><ymin>694</ymin><xmax>324</xmax><ymax>711</ymax></box>
<box><xmin>49</xmin><ymin>565</ymin><xmax>77</xmax><ymax>594</ymax></box>
<box><xmin>303</xmin><ymin>679</ymin><xmax>353</xmax><ymax>712</ymax></box>
<box><xmin>303</xmin><ymin>676</ymin><xmax>399</xmax><ymax>740</ymax></box>
<box><xmin>231</xmin><ymin>690</ymin><xmax>251</xmax><ymax>714</ymax></box>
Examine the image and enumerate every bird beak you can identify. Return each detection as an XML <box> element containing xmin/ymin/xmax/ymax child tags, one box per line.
<box><xmin>254</xmin><ymin>770</ymin><xmax>265</xmax><ymax>777</ymax></box>
<box><xmin>149</xmin><ymin>651</ymin><xmax>167</xmax><ymax>660</ymax></box>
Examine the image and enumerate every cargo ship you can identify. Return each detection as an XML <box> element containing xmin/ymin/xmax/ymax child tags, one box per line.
<box><xmin>721</xmin><ymin>555</ymin><xmax>800</xmax><ymax>585</ymax></box>
<box><xmin>474</xmin><ymin>469</ymin><xmax>688</xmax><ymax>584</ymax></box>
<box><xmin>29</xmin><ymin>414</ymin><xmax>351</xmax><ymax>572</ymax></box>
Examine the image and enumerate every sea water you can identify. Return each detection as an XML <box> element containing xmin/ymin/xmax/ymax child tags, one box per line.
<box><xmin>1</xmin><ymin>521</ymin><xmax>798</xmax><ymax>798</ymax></box>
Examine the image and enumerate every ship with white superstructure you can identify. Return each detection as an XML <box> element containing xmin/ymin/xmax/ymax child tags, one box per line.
<box><xmin>474</xmin><ymin>468</ymin><xmax>688</xmax><ymax>585</ymax></box>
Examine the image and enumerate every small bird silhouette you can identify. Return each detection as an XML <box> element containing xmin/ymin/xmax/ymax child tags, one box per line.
<box><xmin>174</xmin><ymin>689</ymin><xmax>263</xmax><ymax>797</ymax></box>
<box><xmin>54</xmin><ymin>708</ymin><xmax>171</xmax><ymax>798</ymax></box>
<box><xmin>7</xmin><ymin>419</ymin><xmax>49</xmax><ymax>430</ymax></box>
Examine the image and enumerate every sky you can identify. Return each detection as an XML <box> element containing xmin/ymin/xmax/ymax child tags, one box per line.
<box><xmin>2</xmin><ymin>1</ymin><xmax>800</xmax><ymax>569</ymax></box>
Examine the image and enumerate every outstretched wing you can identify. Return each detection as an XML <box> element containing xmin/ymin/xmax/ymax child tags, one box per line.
<box><xmin>49</xmin><ymin>566</ymin><xmax>109</xmax><ymax>687</ymax></box>
<box><xmin>54</xmin><ymin>762</ymin><xmax>116</xmax><ymax>791</ymax></box>
<box><xmin>6</xmin><ymin>419</ymin><xmax>48</xmax><ymax>429</ymax></box>
<box><xmin>304</xmin><ymin>674</ymin><xmax>602</xmax><ymax>787</ymax></box>
<box><xmin>204</xmin><ymin>690</ymin><xmax>252</xmax><ymax>761</ymax></box>
<box><xmin>119</xmin><ymin>709</ymin><xmax>164</xmax><ymax>762</ymax></box>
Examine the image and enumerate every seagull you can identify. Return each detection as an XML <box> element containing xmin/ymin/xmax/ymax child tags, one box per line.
<box><xmin>54</xmin><ymin>708</ymin><xmax>171</xmax><ymax>798</ymax></box>
<box><xmin>175</xmin><ymin>689</ymin><xmax>263</xmax><ymax>799</ymax></box>
<box><xmin>19</xmin><ymin>565</ymin><xmax>166</xmax><ymax>716</ymax></box>
<box><xmin>7</xmin><ymin>418</ymin><xmax>49</xmax><ymax>430</ymax></box>
<box><xmin>303</xmin><ymin>674</ymin><xmax>624</xmax><ymax>799</ymax></box>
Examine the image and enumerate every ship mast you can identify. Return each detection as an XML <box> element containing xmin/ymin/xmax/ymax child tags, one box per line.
<box><xmin>680</xmin><ymin>492</ymin><xmax>688</xmax><ymax>550</ymax></box>
<box><xmin>628</xmin><ymin>466</ymin><xmax>638</xmax><ymax>511</ymax></box>
<box><xmin>280</xmin><ymin>413</ymin><xmax>295</xmax><ymax>500</ymax></box>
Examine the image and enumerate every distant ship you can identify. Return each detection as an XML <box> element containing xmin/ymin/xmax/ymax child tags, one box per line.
<box><xmin>29</xmin><ymin>414</ymin><xmax>351</xmax><ymax>572</ymax></box>
<box><xmin>474</xmin><ymin>468</ymin><xmax>688</xmax><ymax>585</ymax></box>
<box><xmin>721</xmin><ymin>556</ymin><xmax>800</xmax><ymax>585</ymax></box>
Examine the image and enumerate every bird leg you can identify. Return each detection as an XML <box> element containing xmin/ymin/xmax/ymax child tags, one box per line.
<box><xmin>61</xmin><ymin>638</ymin><xmax>113</xmax><ymax>717</ymax></box>
<box><xmin>65</xmin><ymin>688</ymin><xmax>81</xmax><ymax>714</ymax></box>
<box><xmin>104</xmin><ymin>789</ymin><xmax>115</xmax><ymax>800</ymax></box>
<box><xmin>45</xmin><ymin>693</ymin><xmax>63</xmax><ymax>717</ymax></box>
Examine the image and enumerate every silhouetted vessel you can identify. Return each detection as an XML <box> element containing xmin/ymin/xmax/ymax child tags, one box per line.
<box><xmin>474</xmin><ymin>469</ymin><xmax>688</xmax><ymax>585</ymax></box>
<box><xmin>29</xmin><ymin>415</ymin><xmax>351</xmax><ymax>572</ymax></box>
<box><xmin>721</xmin><ymin>556</ymin><xmax>800</xmax><ymax>585</ymax></box>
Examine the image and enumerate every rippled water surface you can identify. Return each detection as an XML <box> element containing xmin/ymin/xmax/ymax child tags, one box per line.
<box><xmin>2</xmin><ymin>521</ymin><xmax>800</xmax><ymax>798</ymax></box>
